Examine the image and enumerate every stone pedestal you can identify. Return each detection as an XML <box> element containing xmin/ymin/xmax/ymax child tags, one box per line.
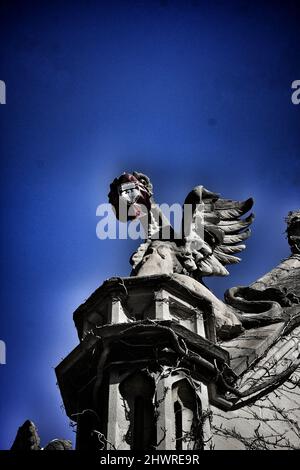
<box><xmin>56</xmin><ymin>275</ymin><xmax>233</xmax><ymax>450</ymax></box>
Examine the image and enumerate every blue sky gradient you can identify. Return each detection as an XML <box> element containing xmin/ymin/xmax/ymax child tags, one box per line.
<box><xmin>0</xmin><ymin>0</ymin><xmax>299</xmax><ymax>449</ymax></box>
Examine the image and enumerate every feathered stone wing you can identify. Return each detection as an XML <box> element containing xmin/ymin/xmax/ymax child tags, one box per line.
<box><xmin>182</xmin><ymin>186</ymin><xmax>254</xmax><ymax>277</ymax></box>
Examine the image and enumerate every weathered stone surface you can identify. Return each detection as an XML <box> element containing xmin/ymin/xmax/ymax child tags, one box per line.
<box><xmin>73</xmin><ymin>274</ymin><xmax>244</xmax><ymax>343</ymax></box>
<box><xmin>212</xmin><ymin>325</ymin><xmax>300</xmax><ymax>449</ymax></box>
<box><xmin>172</xmin><ymin>274</ymin><xmax>244</xmax><ymax>339</ymax></box>
<box><xmin>251</xmin><ymin>254</ymin><xmax>300</xmax><ymax>298</ymax></box>
<box><xmin>56</xmin><ymin>317</ymin><xmax>232</xmax><ymax>421</ymax></box>
<box><xmin>11</xmin><ymin>421</ymin><xmax>72</xmax><ymax>451</ymax></box>
<box><xmin>11</xmin><ymin>420</ymin><xmax>40</xmax><ymax>451</ymax></box>
<box><xmin>43</xmin><ymin>439</ymin><xmax>72</xmax><ymax>450</ymax></box>
<box><xmin>222</xmin><ymin>323</ymin><xmax>285</xmax><ymax>376</ymax></box>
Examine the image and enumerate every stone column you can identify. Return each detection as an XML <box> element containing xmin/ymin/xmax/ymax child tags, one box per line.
<box><xmin>106</xmin><ymin>370</ymin><xmax>130</xmax><ymax>450</ymax></box>
<box><xmin>154</xmin><ymin>289</ymin><xmax>170</xmax><ymax>320</ymax></box>
<box><xmin>156</xmin><ymin>374</ymin><xmax>176</xmax><ymax>450</ymax></box>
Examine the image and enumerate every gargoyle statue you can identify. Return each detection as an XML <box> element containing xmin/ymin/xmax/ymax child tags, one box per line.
<box><xmin>108</xmin><ymin>171</ymin><xmax>254</xmax><ymax>280</ymax></box>
<box><xmin>108</xmin><ymin>171</ymin><xmax>256</xmax><ymax>338</ymax></box>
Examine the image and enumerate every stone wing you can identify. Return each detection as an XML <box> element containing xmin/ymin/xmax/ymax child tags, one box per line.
<box><xmin>182</xmin><ymin>186</ymin><xmax>254</xmax><ymax>276</ymax></box>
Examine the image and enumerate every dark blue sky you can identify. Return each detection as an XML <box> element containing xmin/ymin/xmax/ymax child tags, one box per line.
<box><xmin>0</xmin><ymin>0</ymin><xmax>299</xmax><ymax>449</ymax></box>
